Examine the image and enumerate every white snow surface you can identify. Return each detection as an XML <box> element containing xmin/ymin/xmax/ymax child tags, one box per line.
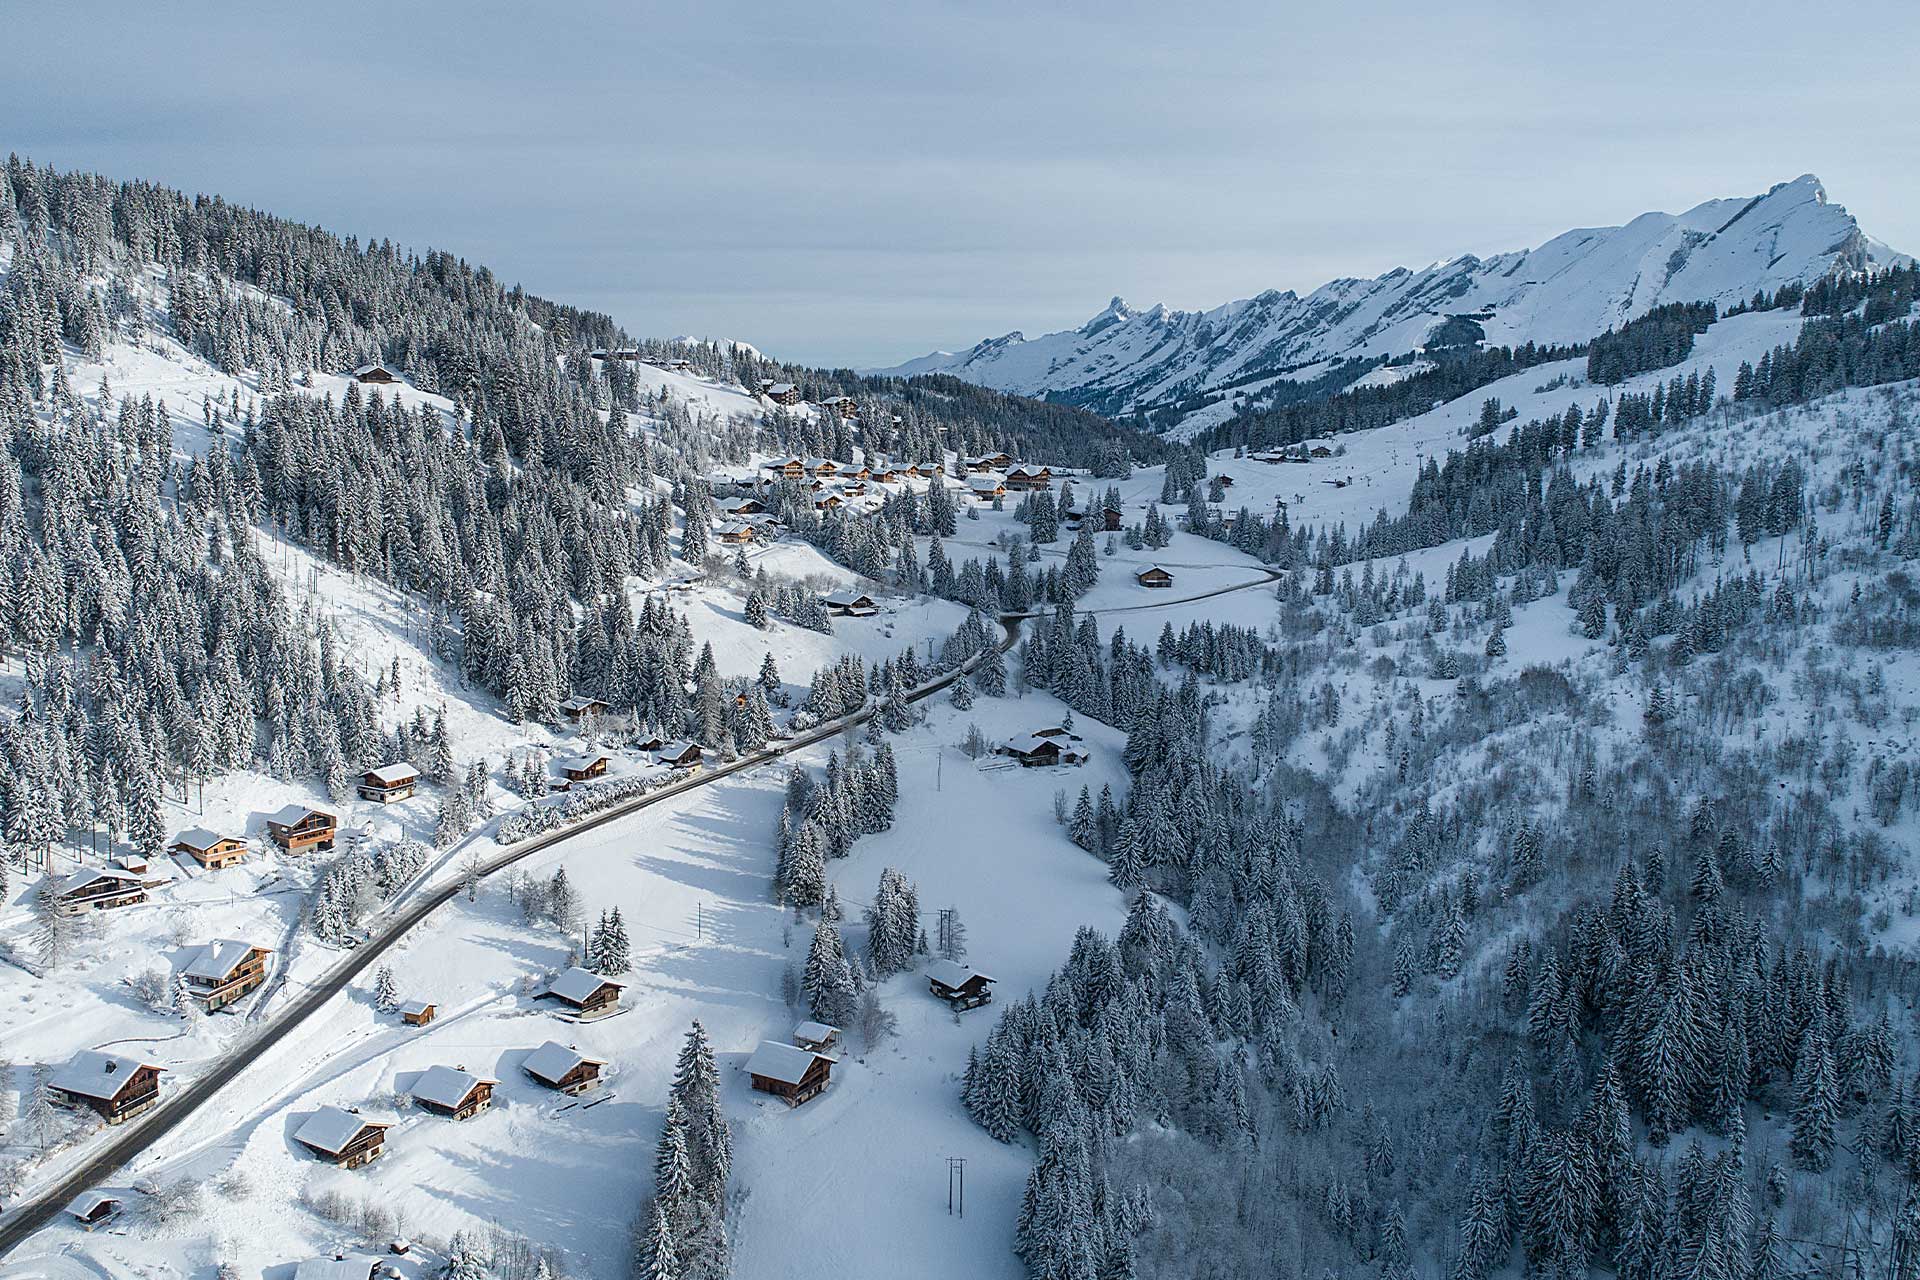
<box><xmin>880</xmin><ymin>175</ymin><xmax>1905</xmax><ymax>426</ymax></box>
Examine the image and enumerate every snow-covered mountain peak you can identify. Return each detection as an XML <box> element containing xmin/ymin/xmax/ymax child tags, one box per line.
<box><xmin>877</xmin><ymin>176</ymin><xmax>1905</xmax><ymax>428</ymax></box>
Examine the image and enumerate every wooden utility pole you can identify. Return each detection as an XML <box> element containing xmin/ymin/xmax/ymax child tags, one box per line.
<box><xmin>947</xmin><ymin>1157</ymin><xmax>966</xmax><ymax>1218</ymax></box>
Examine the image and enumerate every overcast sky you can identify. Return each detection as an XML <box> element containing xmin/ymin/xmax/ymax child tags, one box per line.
<box><xmin>7</xmin><ymin>0</ymin><xmax>1917</xmax><ymax>367</ymax></box>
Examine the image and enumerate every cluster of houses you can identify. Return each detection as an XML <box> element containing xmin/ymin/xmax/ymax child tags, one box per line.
<box><xmin>1249</xmin><ymin>438</ymin><xmax>1337</xmax><ymax>464</ymax></box>
<box><xmin>591</xmin><ymin>348</ymin><xmax>695</xmax><ymax>372</ymax></box>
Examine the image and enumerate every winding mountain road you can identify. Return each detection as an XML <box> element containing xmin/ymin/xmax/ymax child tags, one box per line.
<box><xmin>0</xmin><ymin>566</ymin><xmax>1279</xmax><ymax>1258</ymax></box>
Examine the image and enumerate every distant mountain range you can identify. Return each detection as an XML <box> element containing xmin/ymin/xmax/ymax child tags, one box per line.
<box><xmin>879</xmin><ymin>175</ymin><xmax>1907</xmax><ymax>432</ymax></box>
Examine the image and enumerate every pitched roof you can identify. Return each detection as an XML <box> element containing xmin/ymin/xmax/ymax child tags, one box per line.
<box><xmin>655</xmin><ymin>740</ymin><xmax>700</xmax><ymax>762</ymax></box>
<box><xmin>546</xmin><ymin>966</ymin><xmax>622</xmax><ymax>1004</ymax></box>
<box><xmin>170</xmin><ymin>827</ymin><xmax>234</xmax><ymax>850</ymax></box>
<box><xmin>266</xmin><ymin>803</ymin><xmax>328</xmax><ymax>826</ymax></box>
<box><xmin>925</xmin><ymin>959</ymin><xmax>995</xmax><ymax>989</ymax></box>
<box><xmin>349</xmin><ymin>362</ymin><xmax>395</xmax><ymax>378</ymax></box>
<box><xmin>557</xmin><ymin>752</ymin><xmax>612</xmax><ymax>774</ymax></box>
<box><xmin>744</xmin><ymin>1039</ymin><xmax>831</xmax><ymax>1086</ymax></box>
<box><xmin>364</xmin><ymin>762</ymin><xmax>417</xmax><ymax>786</ymax></box>
<box><xmin>822</xmin><ymin>590</ymin><xmax>876</xmax><ymax>608</ymax></box>
<box><xmin>411</xmin><ymin>1065</ymin><xmax>493</xmax><ymax>1110</ymax></box>
<box><xmin>523</xmin><ymin>1040</ymin><xmax>605</xmax><ymax>1085</ymax></box>
<box><xmin>397</xmin><ymin>999</ymin><xmax>435</xmax><ymax>1017</ymax></box>
<box><xmin>793</xmin><ymin>1020</ymin><xmax>839</xmax><ymax>1043</ymax></box>
<box><xmin>51</xmin><ymin>1051</ymin><xmax>160</xmax><ymax>1101</ymax></box>
<box><xmin>185</xmin><ymin>939</ymin><xmax>263</xmax><ymax>983</ymax></box>
<box><xmin>1004</xmin><ymin>734</ymin><xmax>1070</xmax><ymax>756</ymax></box>
<box><xmin>560</xmin><ymin>694</ymin><xmax>608</xmax><ymax>712</ymax></box>
<box><xmin>295</xmin><ymin>1105</ymin><xmax>387</xmax><ymax>1155</ymax></box>
<box><xmin>57</xmin><ymin>866</ymin><xmax>144</xmax><ymax>896</ymax></box>
<box><xmin>293</xmin><ymin>1256</ymin><xmax>380</xmax><ymax>1280</ymax></box>
<box><xmin>64</xmin><ymin>1190</ymin><xmax>119</xmax><ymax>1220</ymax></box>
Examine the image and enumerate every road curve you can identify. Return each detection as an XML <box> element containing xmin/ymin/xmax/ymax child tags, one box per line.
<box><xmin>0</xmin><ymin>569</ymin><xmax>1276</xmax><ymax>1256</ymax></box>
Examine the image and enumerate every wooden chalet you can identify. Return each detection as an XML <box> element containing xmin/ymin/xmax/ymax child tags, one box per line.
<box><xmin>1308</xmin><ymin>441</ymin><xmax>1335</xmax><ymax>458</ymax></box>
<box><xmin>293</xmin><ymin>1258</ymin><xmax>381</xmax><ymax>1280</ymax></box>
<box><xmin>998</xmin><ymin>728</ymin><xmax>1090</xmax><ymax>768</ymax></box>
<box><xmin>715</xmin><ymin>495</ymin><xmax>768</xmax><ymax>516</ymax></box>
<box><xmin>411</xmin><ymin>1065</ymin><xmax>496</xmax><ymax>1121</ymax></box>
<box><xmin>593</xmin><ymin>347</ymin><xmax>643</xmax><ymax>362</ymax></box>
<box><xmin>522</xmin><ymin>1040</ymin><xmax>607</xmax><ymax>1095</ymax></box>
<box><xmin>294</xmin><ymin>1105</ymin><xmax>391</xmax><ymax>1169</ymax></box>
<box><xmin>822</xmin><ymin>590</ymin><xmax>879</xmax><ymax>618</ymax></box>
<box><xmin>170</xmin><ymin>828</ymin><xmax>247</xmax><ymax>869</ymax></box>
<box><xmin>820</xmin><ymin>394</ymin><xmax>858</xmax><ymax>418</ymax></box>
<box><xmin>1217</xmin><ymin>473</ymin><xmax>1235</xmax><ymax>487</ymax></box>
<box><xmin>1101</xmin><ymin>505</ymin><xmax>1124</xmax><ymax>531</ymax></box>
<box><xmin>655</xmin><ymin>740</ymin><xmax>703</xmax><ymax>770</ymax></box>
<box><xmin>357</xmin><ymin>762</ymin><xmax>418</xmax><ymax>804</ymax></box>
<box><xmin>1135</xmin><ymin>566</ymin><xmax>1174</xmax><ymax>589</ymax></box>
<box><xmin>560</xmin><ymin>694</ymin><xmax>610</xmax><ymax>723</ymax></box>
<box><xmin>715</xmin><ymin>520</ymin><xmax>757</xmax><ymax>545</ymax></box>
<box><xmin>558</xmin><ymin>751</ymin><xmax>612</xmax><ymax>788</ymax></box>
<box><xmin>792</xmin><ymin>1020</ymin><xmax>841</xmax><ymax>1053</ymax></box>
<box><xmin>64</xmin><ymin>1190</ymin><xmax>121</xmax><ymax>1229</ymax></box>
<box><xmin>265</xmin><ymin>804</ymin><xmax>337</xmax><ymax>854</ymax></box>
<box><xmin>805</xmin><ymin>457</ymin><xmax>840</xmax><ymax>477</ymax></box>
<box><xmin>926</xmin><ymin>960</ymin><xmax>997</xmax><ymax>1011</ymax></box>
<box><xmin>52</xmin><ymin>866</ymin><xmax>147</xmax><ymax>916</ymax></box>
<box><xmin>960</xmin><ymin>451</ymin><xmax>1013</xmax><ymax>473</ymax></box>
<box><xmin>182</xmin><ymin>940</ymin><xmax>272</xmax><ymax>1012</ymax></box>
<box><xmin>398</xmin><ymin>999</ymin><xmax>437</xmax><ymax>1026</ymax></box>
<box><xmin>541</xmin><ymin>966</ymin><xmax>626</xmax><ymax>1020</ymax></box>
<box><xmin>116</xmin><ymin>853</ymin><xmax>151</xmax><ymax>878</ymax></box>
<box><xmin>765</xmin><ymin>382</ymin><xmax>803</xmax><ymax>406</ymax></box>
<box><xmin>763</xmin><ymin>456</ymin><xmax>806</xmax><ymax>480</ymax></box>
<box><xmin>813</xmin><ymin>493</ymin><xmax>843</xmax><ymax>512</ymax></box>
<box><xmin>968</xmin><ymin>478</ymin><xmax>1007</xmax><ymax>501</ymax></box>
<box><xmin>745</xmin><ymin>1039</ymin><xmax>834</xmax><ymax>1107</ymax></box>
<box><xmin>50</xmin><ymin>1052</ymin><xmax>164</xmax><ymax>1124</ymax></box>
<box><xmin>349</xmin><ymin>363</ymin><xmax>398</xmax><ymax>385</ymax></box>
<box><xmin>1004</xmin><ymin>464</ymin><xmax>1053</xmax><ymax>492</ymax></box>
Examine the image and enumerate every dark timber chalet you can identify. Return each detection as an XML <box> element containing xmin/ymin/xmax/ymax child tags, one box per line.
<box><xmin>398</xmin><ymin>998</ymin><xmax>437</xmax><ymax>1026</ymax></box>
<box><xmin>1135</xmin><ymin>566</ymin><xmax>1174</xmax><ymax>589</ymax></box>
<box><xmin>522</xmin><ymin>1040</ymin><xmax>607</xmax><ymax>1095</ymax></box>
<box><xmin>182</xmin><ymin>939</ymin><xmax>272</xmax><ymax>1012</ymax></box>
<box><xmin>745</xmin><ymin>1039</ymin><xmax>834</xmax><ymax>1107</ymax></box>
<box><xmin>792</xmin><ymin>1020</ymin><xmax>841</xmax><ymax>1053</ymax></box>
<box><xmin>926</xmin><ymin>959</ymin><xmax>996</xmax><ymax>1011</ymax></box>
<box><xmin>998</xmin><ymin>726</ymin><xmax>1090</xmax><ymax>768</ymax></box>
<box><xmin>557</xmin><ymin>751</ymin><xmax>612</xmax><ymax>789</ymax></box>
<box><xmin>1101</xmin><ymin>505</ymin><xmax>1123</xmax><ymax>531</ymax></box>
<box><xmin>294</xmin><ymin>1105</ymin><xmax>391</xmax><ymax>1168</ymax></box>
<box><xmin>357</xmin><ymin>762</ymin><xmax>418</xmax><ymax>803</ymax></box>
<box><xmin>64</xmin><ymin>1190</ymin><xmax>121</xmax><ymax>1229</ymax></box>
<box><xmin>266</xmin><ymin>804</ymin><xmax>337</xmax><ymax>854</ymax></box>
<box><xmin>560</xmin><ymin>694</ymin><xmax>610</xmax><ymax>723</ymax></box>
<box><xmin>410</xmin><ymin>1065</ymin><xmax>496</xmax><ymax>1120</ymax></box>
<box><xmin>349</xmin><ymin>362</ymin><xmax>398</xmax><ymax>384</ymax></box>
<box><xmin>52</xmin><ymin>866</ymin><xmax>147</xmax><ymax>915</ymax></box>
<box><xmin>50</xmin><ymin>1052</ymin><xmax>164</xmax><ymax>1124</ymax></box>
<box><xmin>654</xmin><ymin>740</ymin><xmax>703</xmax><ymax>770</ymax></box>
<box><xmin>170</xmin><ymin>827</ymin><xmax>249</xmax><ymax>869</ymax></box>
<box><xmin>540</xmin><ymin>966</ymin><xmax>625</xmax><ymax>1019</ymax></box>
<box><xmin>1004</xmin><ymin>464</ymin><xmax>1053</xmax><ymax>492</ymax></box>
<box><xmin>822</xmin><ymin>590</ymin><xmax>879</xmax><ymax>618</ymax></box>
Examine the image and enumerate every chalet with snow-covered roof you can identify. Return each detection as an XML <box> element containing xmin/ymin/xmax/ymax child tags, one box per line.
<box><xmin>715</xmin><ymin>495</ymin><xmax>767</xmax><ymax>516</ymax></box>
<box><xmin>998</xmin><ymin>729</ymin><xmax>1090</xmax><ymax>768</ymax></box>
<box><xmin>50</xmin><ymin>1052</ymin><xmax>164</xmax><ymax>1124</ymax></box>
<box><xmin>867</xmin><ymin>463</ymin><xmax>899</xmax><ymax>485</ymax></box>
<box><xmin>116</xmin><ymin>852</ymin><xmax>150</xmax><ymax>876</ymax></box>
<box><xmin>763</xmin><ymin>382</ymin><xmax>802</xmax><ymax>406</ymax></box>
<box><xmin>822</xmin><ymin>590</ymin><xmax>879</xmax><ymax>618</ymax></box>
<box><xmin>763</xmin><ymin>456</ymin><xmax>806</xmax><ymax>480</ymax></box>
<box><xmin>655</xmin><ymin>740</ymin><xmax>703</xmax><ymax>770</ymax></box>
<box><xmin>357</xmin><ymin>762</ymin><xmax>418</xmax><ymax>804</ymax></box>
<box><xmin>64</xmin><ymin>1190</ymin><xmax>121</xmax><ymax>1229</ymax></box>
<box><xmin>522</xmin><ymin>1040</ymin><xmax>607</xmax><ymax>1095</ymax></box>
<box><xmin>715</xmin><ymin>520</ymin><xmax>756</xmax><ymax>545</ymax></box>
<box><xmin>182</xmin><ymin>940</ymin><xmax>272</xmax><ymax>1012</ymax></box>
<box><xmin>265</xmin><ymin>804</ymin><xmax>337</xmax><ymax>854</ymax></box>
<box><xmin>1308</xmin><ymin>439</ymin><xmax>1335</xmax><ymax>458</ymax></box>
<box><xmin>1135</xmin><ymin>566</ymin><xmax>1174</xmax><ymax>589</ymax></box>
<box><xmin>819</xmin><ymin>394</ymin><xmax>858</xmax><ymax>418</ymax></box>
<box><xmin>813</xmin><ymin>493</ymin><xmax>843</xmax><ymax>512</ymax></box>
<box><xmin>969</xmin><ymin>477</ymin><xmax>1007</xmax><ymax>501</ymax></box>
<box><xmin>398</xmin><ymin>999</ymin><xmax>437</xmax><ymax>1026</ymax></box>
<box><xmin>960</xmin><ymin>451</ymin><xmax>1013</xmax><ymax>473</ymax></box>
<box><xmin>926</xmin><ymin>960</ymin><xmax>996</xmax><ymax>1011</ymax></box>
<box><xmin>1005</xmin><ymin>464</ymin><xmax>1053</xmax><ymax>492</ymax></box>
<box><xmin>557</xmin><ymin>751</ymin><xmax>612</xmax><ymax>788</ymax></box>
<box><xmin>745</xmin><ymin>1040</ymin><xmax>835</xmax><ymax>1107</ymax></box>
<box><xmin>292</xmin><ymin>1258</ymin><xmax>381</xmax><ymax>1280</ymax></box>
<box><xmin>560</xmin><ymin>694</ymin><xmax>610</xmax><ymax>723</ymax></box>
<box><xmin>349</xmin><ymin>363</ymin><xmax>399</xmax><ymax>385</ymax></box>
<box><xmin>793</xmin><ymin>1021</ymin><xmax>841</xmax><ymax>1053</ymax></box>
<box><xmin>52</xmin><ymin>866</ymin><xmax>148</xmax><ymax>915</ymax></box>
<box><xmin>540</xmin><ymin>966</ymin><xmax>626</xmax><ymax>1020</ymax></box>
<box><xmin>170</xmin><ymin>827</ymin><xmax>246</xmax><ymax>868</ymax></box>
<box><xmin>294</xmin><ymin>1106</ymin><xmax>391</xmax><ymax>1169</ymax></box>
<box><xmin>411</xmin><ymin>1065</ymin><xmax>496</xmax><ymax>1120</ymax></box>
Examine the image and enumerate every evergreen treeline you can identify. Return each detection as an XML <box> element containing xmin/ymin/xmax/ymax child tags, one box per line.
<box><xmin>1586</xmin><ymin>302</ymin><xmax>1717</xmax><ymax>386</ymax></box>
<box><xmin>634</xmin><ymin>1022</ymin><xmax>733</xmax><ymax>1280</ymax></box>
